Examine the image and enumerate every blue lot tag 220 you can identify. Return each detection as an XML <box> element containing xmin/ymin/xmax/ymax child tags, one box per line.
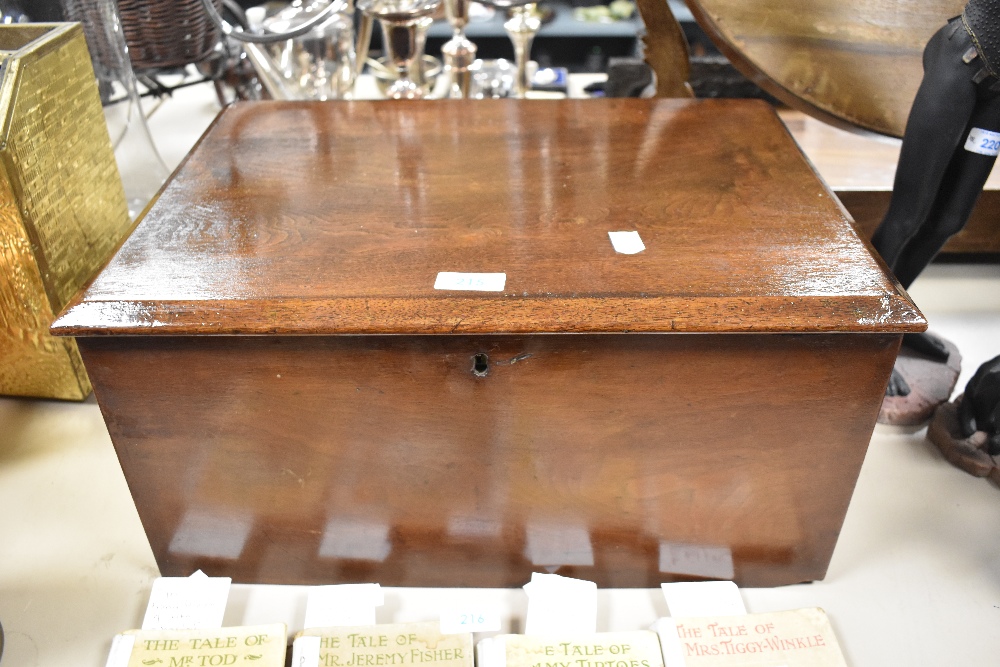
<box><xmin>965</xmin><ymin>127</ymin><xmax>1000</xmax><ymax>155</ymax></box>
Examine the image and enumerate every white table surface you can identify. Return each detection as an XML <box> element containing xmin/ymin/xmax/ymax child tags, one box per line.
<box><xmin>1</xmin><ymin>78</ymin><xmax>998</xmax><ymax>667</ymax></box>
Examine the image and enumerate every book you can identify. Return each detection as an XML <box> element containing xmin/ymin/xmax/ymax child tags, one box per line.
<box><xmin>654</xmin><ymin>608</ymin><xmax>848</xmax><ymax>667</ymax></box>
<box><xmin>292</xmin><ymin>621</ymin><xmax>473</xmax><ymax>667</ymax></box>
<box><xmin>478</xmin><ymin>631</ymin><xmax>665</xmax><ymax>667</ymax></box>
<box><xmin>108</xmin><ymin>623</ymin><xmax>287</xmax><ymax>667</ymax></box>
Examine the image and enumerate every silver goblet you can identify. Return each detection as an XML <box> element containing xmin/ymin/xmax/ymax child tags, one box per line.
<box><xmin>357</xmin><ymin>0</ymin><xmax>441</xmax><ymax>99</ymax></box>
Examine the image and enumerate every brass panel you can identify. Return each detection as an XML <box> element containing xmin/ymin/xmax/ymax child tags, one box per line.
<box><xmin>0</xmin><ymin>24</ymin><xmax>132</xmax><ymax>400</ymax></box>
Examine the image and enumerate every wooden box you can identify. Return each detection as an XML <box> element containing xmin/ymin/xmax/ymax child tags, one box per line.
<box><xmin>52</xmin><ymin>99</ymin><xmax>923</xmax><ymax>587</ymax></box>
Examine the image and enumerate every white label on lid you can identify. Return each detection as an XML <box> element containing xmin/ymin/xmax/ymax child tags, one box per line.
<box><xmin>965</xmin><ymin>127</ymin><xmax>1000</xmax><ymax>155</ymax></box>
<box><xmin>434</xmin><ymin>272</ymin><xmax>506</xmax><ymax>291</ymax></box>
<box><xmin>608</xmin><ymin>231</ymin><xmax>646</xmax><ymax>254</ymax></box>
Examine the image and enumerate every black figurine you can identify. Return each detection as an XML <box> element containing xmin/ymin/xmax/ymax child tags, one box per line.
<box><xmin>872</xmin><ymin>2</ymin><xmax>1000</xmax><ymax>395</ymax></box>
<box><xmin>959</xmin><ymin>354</ymin><xmax>1000</xmax><ymax>454</ymax></box>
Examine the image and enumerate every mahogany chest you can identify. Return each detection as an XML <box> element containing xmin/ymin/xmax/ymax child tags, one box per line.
<box><xmin>52</xmin><ymin>99</ymin><xmax>924</xmax><ymax>587</ymax></box>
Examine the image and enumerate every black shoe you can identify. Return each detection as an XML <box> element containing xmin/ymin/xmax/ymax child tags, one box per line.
<box><xmin>886</xmin><ymin>368</ymin><xmax>911</xmax><ymax>397</ymax></box>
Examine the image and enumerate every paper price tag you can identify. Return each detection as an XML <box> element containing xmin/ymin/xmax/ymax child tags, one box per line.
<box><xmin>440</xmin><ymin>607</ymin><xmax>502</xmax><ymax>634</ymax></box>
<box><xmin>141</xmin><ymin>572</ymin><xmax>231</xmax><ymax>631</ymax></box>
<box><xmin>434</xmin><ymin>272</ymin><xmax>506</xmax><ymax>292</ymax></box>
<box><xmin>608</xmin><ymin>231</ymin><xmax>646</xmax><ymax>254</ymax></box>
<box><xmin>523</xmin><ymin>573</ymin><xmax>597</xmax><ymax>636</ymax></box>
<box><xmin>965</xmin><ymin>127</ymin><xmax>1000</xmax><ymax>155</ymax></box>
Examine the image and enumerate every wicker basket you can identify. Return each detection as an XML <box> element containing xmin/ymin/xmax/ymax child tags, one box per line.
<box><xmin>64</xmin><ymin>0</ymin><xmax>224</xmax><ymax>71</ymax></box>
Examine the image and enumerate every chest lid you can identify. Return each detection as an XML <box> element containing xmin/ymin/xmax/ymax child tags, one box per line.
<box><xmin>52</xmin><ymin>99</ymin><xmax>924</xmax><ymax>336</ymax></box>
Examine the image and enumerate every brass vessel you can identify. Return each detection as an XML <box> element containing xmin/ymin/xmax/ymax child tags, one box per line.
<box><xmin>0</xmin><ymin>24</ymin><xmax>131</xmax><ymax>400</ymax></box>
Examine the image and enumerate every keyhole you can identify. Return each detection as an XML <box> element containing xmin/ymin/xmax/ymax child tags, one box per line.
<box><xmin>472</xmin><ymin>353</ymin><xmax>489</xmax><ymax>377</ymax></box>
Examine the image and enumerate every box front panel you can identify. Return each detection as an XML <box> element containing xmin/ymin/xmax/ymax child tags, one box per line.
<box><xmin>80</xmin><ymin>333</ymin><xmax>898</xmax><ymax>587</ymax></box>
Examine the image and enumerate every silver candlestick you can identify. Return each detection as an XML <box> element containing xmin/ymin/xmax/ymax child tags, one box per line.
<box><xmin>441</xmin><ymin>0</ymin><xmax>477</xmax><ymax>98</ymax></box>
<box><xmin>479</xmin><ymin>0</ymin><xmax>540</xmax><ymax>98</ymax></box>
<box><xmin>503</xmin><ymin>3</ymin><xmax>540</xmax><ymax>98</ymax></box>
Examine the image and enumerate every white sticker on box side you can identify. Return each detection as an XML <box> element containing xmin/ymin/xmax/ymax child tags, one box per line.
<box><xmin>105</xmin><ymin>634</ymin><xmax>136</xmax><ymax>667</ymax></box>
<box><xmin>292</xmin><ymin>636</ymin><xmax>322</xmax><ymax>667</ymax></box>
<box><xmin>441</xmin><ymin>606</ymin><xmax>503</xmax><ymax>634</ymax></box>
<box><xmin>965</xmin><ymin>127</ymin><xmax>1000</xmax><ymax>155</ymax></box>
<box><xmin>434</xmin><ymin>272</ymin><xmax>507</xmax><ymax>291</ymax></box>
<box><xmin>608</xmin><ymin>231</ymin><xmax>646</xmax><ymax>254</ymax></box>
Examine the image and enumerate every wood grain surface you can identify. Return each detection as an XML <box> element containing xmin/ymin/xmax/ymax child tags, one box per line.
<box><xmin>52</xmin><ymin>99</ymin><xmax>922</xmax><ymax>337</ymax></box>
<box><xmin>79</xmin><ymin>331</ymin><xmax>900</xmax><ymax>587</ymax></box>
<box><xmin>686</xmin><ymin>0</ymin><xmax>966</xmax><ymax>138</ymax></box>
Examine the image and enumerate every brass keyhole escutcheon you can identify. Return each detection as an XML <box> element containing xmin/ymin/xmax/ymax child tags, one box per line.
<box><xmin>472</xmin><ymin>353</ymin><xmax>489</xmax><ymax>377</ymax></box>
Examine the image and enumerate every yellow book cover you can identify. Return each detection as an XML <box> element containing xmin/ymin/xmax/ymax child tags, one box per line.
<box><xmin>655</xmin><ymin>608</ymin><xmax>847</xmax><ymax>667</ymax></box>
<box><xmin>113</xmin><ymin>623</ymin><xmax>286</xmax><ymax>667</ymax></box>
<box><xmin>486</xmin><ymin>631</ymin><xmax>665</xmax><ymax>667</ymax></box>
<box><xmin>293</xmin><ymin>621</ymin><xmax>473</xmax><ymax>667</ymax></box>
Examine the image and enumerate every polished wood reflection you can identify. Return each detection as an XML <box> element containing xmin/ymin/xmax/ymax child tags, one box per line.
<box><xmin>79</xmin><ymin>332</ymin><xmax>900</xmax><ymax>587</ymax></box>
<box><xmin>55</xmin><ymin>100</ymin><xmax>923</xmax><ymax>587</ymax></box>
<box><xmin>687</xmin><ymin>0</ymin><xmax>965</xmax><ymax>137</ymax></box>
<box><xmin>53</xmin><ymin>100</ymin><xmax>922</xmax><ymax>336</ymax></box>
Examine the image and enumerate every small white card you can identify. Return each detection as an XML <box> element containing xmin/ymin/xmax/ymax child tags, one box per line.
<box><xmin>608</xmin><ymin>231</ymin><xmax>646</xmax><ymax>254</ymax></box>
<box><xmin>523</xmin><ymin>572</ymin><xmax>598</xmax><ymax>636</ymax></box>
<box><xmin>291</xmin><ymin>635</ymin><xmax>322</xmax><ymax>667</ymax></box>
<box><xmin>141</xmin><ymin>571</ymin><xmax>232</xmax><ymax>631</ymax></box>
<box><xmin>434</xmin><ymin>272</ymin><xmax>507</xmax><ymax>291</ymax></box>
<box><xmin>304</xmin><ymin>583</ymin><xmax>384</xmax><ymax>629</ymax></box>
<box><xmin>660</xmin><ymin>581</ymin><xmax>746</xmax><ymax>618</ymax></box>
<box><xmin>440</xmin><ymin>606</ymin><xmax>503</xmax><ymax>634</ymax></box>
<box><xmin>965</xmin><ymin>127</ymin><xmax>1000</xmax><ymax>155</ymax></box>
